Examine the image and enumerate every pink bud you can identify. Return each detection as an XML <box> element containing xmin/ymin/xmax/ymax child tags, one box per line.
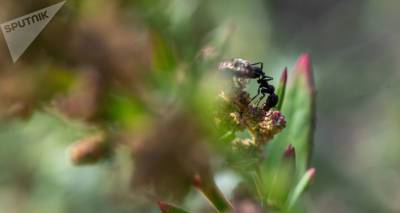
<box><xmin>294</xmin><ymin>53</ymin><xmax>315</xmax><ymax>93</ymax></box>
<box><xmin>192</xmin><ymin>174</ymin><xmax>202</xmax><ymax>188</ymax></box>
<box><xmin>284</xmin><ymin>144</ymin><xmax>296</xmax><ymax>158</ymax></box>
<box><xmin>307</xmin><ymin>168</ymin><xmax>316</xmax><ymax>180</ymax></box>
<box><xmin>271</xmin><ymin>111</ymin><xmax>286</xmax><ymax>126</ymax></box>
<box><xmin>157</xmin><ymin>201</ymin><xmax>170</xmax><ymax>213</ymax></box>
<box><xmin>280</xmin><ymin>67</ymin><xmax>288</xmax><ymax>84</ymax></box>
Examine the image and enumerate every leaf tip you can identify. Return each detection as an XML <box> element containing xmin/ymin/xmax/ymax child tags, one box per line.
<box><xmin>294</xmin><ymin>53</ymin><xmax>315</xmax><ymax>93</ymax></box>
<box><xmin>280</xmin><ymin>67</ymin><xmax>288</xmax><ymax>84</ymax></box>
<box><xmin>157</xmin><ymin>201</ymin><xmax>170</xmax><ymax>213</ymax></box>
<box><xmin>306</xmin><ymin>167</ymin><xmax>316</xmax><ymax>180</ymax></box>
<box><xmin>276</xmin><ymin>68</ymin><xmax>288</xmax><ymax>110</ymax></box>
<box><xmin>284</xmin><ymin>144</ymin><xmax>295</xmax><ymax>158</ymax></box>
<box><xmin>157</xmin><ymin>201</ymin><xmax>189</xmax><ymax>213</ymax></box>
<box><xmin>192</xmin><ymin>174</ymin><xmax>202</xmax><ymax>188</ymax></box>
<box><xmin>295</xmin><ymin>53</ymin><xmax>311</xmax><ymax>74</ymax></box>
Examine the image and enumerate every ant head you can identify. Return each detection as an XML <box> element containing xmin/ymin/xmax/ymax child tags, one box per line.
<box><xmin>251</xmin><ymin>66</ymin><xmax>264</xmax><ymax>78</ymax></box>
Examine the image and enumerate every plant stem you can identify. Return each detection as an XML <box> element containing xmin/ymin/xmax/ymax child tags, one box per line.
<box><xmin>193</xmin><ymin>175</ymin><xmax>233</xmax><ymax>212</ymax></box>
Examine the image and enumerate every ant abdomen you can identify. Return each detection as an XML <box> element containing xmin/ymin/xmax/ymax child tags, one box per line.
<box><xmin>264</xmin><ymin>94</ymin><xmax>279</xmax><ymax>110</ymax></box>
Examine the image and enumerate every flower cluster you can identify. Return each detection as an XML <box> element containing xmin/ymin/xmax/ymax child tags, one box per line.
<box><xmin>215</xmin><ymin>75</ymin><xmax>286</xmax><ymax>147</ymax></box>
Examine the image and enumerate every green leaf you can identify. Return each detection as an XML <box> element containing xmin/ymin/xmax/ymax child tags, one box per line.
<box><xmin>157</xmin><ymin>201</ymin><xmax>190</xmax><ymax>213</ymax></box>
<box><xmin>287</xmin><ymin>168</ymin><xmax>316</xmax><ymax>210</ymax></box>
<box><xmin>276</xmin><ymin>67</ymin><xmax>288</xmax><ymax>110</ymax></box>
<box><xmin>265</xmin><ymin>53</ymin><xmax>316</xmax><ymax>176</ymax></box>
<box><xmin>149</xmin><ymin>30</ymin><xmax>184</xmax><ymax>97</ymax></box>
<box><xmin>263</xmin><ymin>144</ymin><xmax>297</xmax><ymax>209</ymax></box>
<box><xmin>151</xmin><ymin>30</ymin><xmax>178</xmax><ymax>76</ymax></box>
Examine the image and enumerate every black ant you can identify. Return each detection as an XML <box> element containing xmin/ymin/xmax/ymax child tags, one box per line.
<box><xmin>219</xmin><ymin>58</ymin><xmax>278</xmax><ymax>110</ymax></box>
<box><xmin>249</xmin><ymin>62</ymin><xmax>278</xmax><ymax>110</ymax></box>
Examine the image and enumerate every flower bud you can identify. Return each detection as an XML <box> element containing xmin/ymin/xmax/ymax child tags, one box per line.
<box><xmin>256</xmin><ymin>110</ymin><xmax>286</xmax><ymax>144</ymax></box>
<box><xmin>284</xmin><ymin>144</ymin><xmax>295</xmax><ymax>159</ymax></box>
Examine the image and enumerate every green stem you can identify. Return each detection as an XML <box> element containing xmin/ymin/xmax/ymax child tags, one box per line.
<box><xmin>194</xmin><ymin>175</ymin><xmax>233</xmax><ymax>212</ymax></box>
<box><xmin>253</xmin><ymin>167</ymin><xmax>265</xmax><ymax>207</ymax></box>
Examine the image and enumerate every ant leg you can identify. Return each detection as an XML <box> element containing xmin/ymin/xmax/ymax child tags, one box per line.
<box><xmin>251</xmin><ymin>62</ymin><xmax>263</xmax><ymax>69</ymax></box>
<box><xmin>256</xmin><ymin>93</ymin><xmax>265</xmax><ymax>106</ymax></box>
<box><xmin>264</xmin><ymin>76</ymin><xmax>273</xmax><ymax>81</ymax></box>
<box><xmin>251</xmin><ymin>86</ymin><xmax>261</xmax><ymax>102</ymax></box>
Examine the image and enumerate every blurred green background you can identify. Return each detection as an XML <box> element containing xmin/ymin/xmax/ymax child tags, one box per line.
<box><xmin>0</xmin><ymin>0</ymin><xmax>399</xmax><ymax>212</ymax></box>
